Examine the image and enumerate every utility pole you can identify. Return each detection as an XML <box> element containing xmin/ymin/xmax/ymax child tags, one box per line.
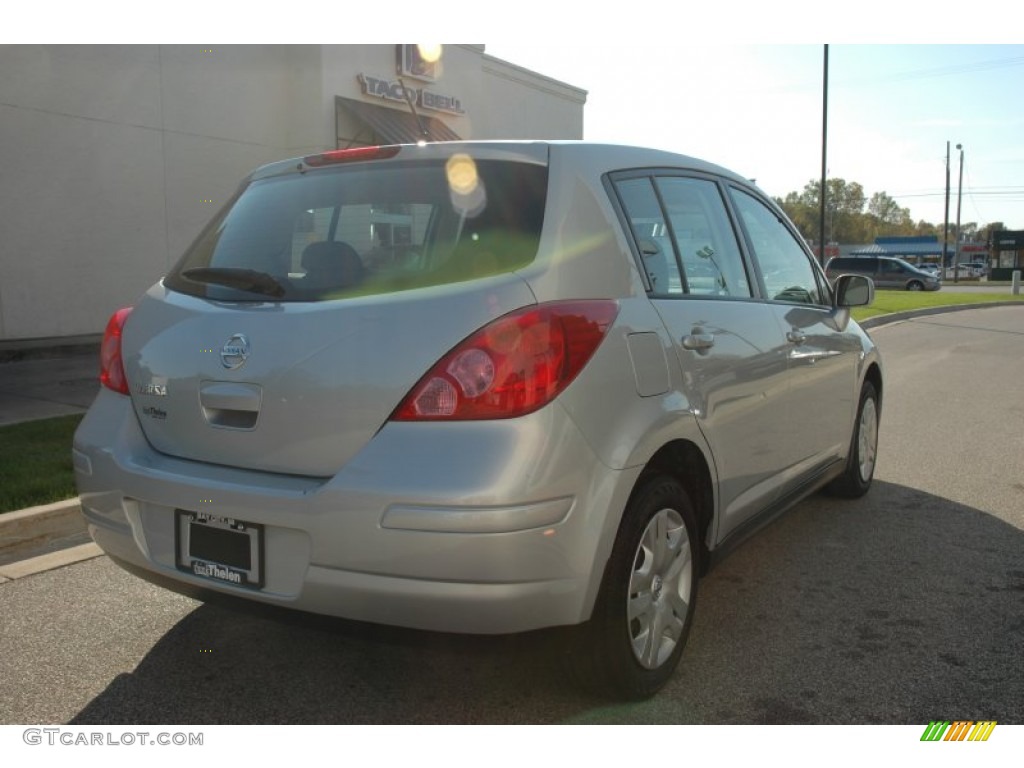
<box><xmin>943</xmin><ymin>142</ymin><xmax>951</xmax><ymax>275</ymax></box>
<box><xmin>954</xmin><ymin>143</ymin><xmax>964</xmax><ymax>284</ymax></box>
<box><xmin>818</xmin><ymin>45</ymin><xmax>829</xmax><ymax>265</ymax></box>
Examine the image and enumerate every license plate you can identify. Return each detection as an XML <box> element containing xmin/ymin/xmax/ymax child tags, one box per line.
<box><xmin>175</xmin><ymin>510</ymin><xmax>264</xmax><ymax>589</ymax></box>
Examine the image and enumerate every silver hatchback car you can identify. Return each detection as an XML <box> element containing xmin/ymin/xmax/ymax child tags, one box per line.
<box><xmin>73</xmin><ymin>141</ymin><xmax>882</xmax><ymax>699</ymax></box>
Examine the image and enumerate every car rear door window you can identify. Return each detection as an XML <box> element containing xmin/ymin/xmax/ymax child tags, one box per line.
<box><xmin>613</xmin><ymin>175</ymin><xmax>751</xmax><ymax>298</ymax></box>
<box><xmin>654</xmin><ymin>177</ymin><xmax>752</xmax><ymax>298</ymax></box>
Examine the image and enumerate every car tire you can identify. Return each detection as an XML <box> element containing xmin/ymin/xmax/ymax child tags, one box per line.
<box><xmin>567</xmin><ymin>475</ymin><xmax>699</xmax><ymax>700</ymax></box>
<box><xmin>825</xmin><ymin>380</ymin><xmax>879</xmax><ymax>498</ymax></box>
<box><xmin>907</xmin><ymin>280</ymin><xmax>924</xmax><ymax>291</ymax></box>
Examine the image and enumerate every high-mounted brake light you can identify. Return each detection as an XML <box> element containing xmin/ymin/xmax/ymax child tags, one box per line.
<box><xmin>392</xmin><ymin>300</ymin><xmax>619</xmax><ymax>421</ymax></box>
<box><xmin>302</xmin><ymin>145</ymin><xmax>402</xmax><ymax>167</ymax></box>
<box><xmin>100</xmin><ymin>307</ymin><xmax>133</xmax><ymax>395</ymax></box>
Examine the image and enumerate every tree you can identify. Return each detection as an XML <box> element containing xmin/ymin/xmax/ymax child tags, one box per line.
<box><xmin>868</xmin><ymin>192</ymin><xmax>909</xmax><ymax>226</ymax></box>
<box><xmin>774</xmin><ymin>192</ymin><xmax>817</xmax><ymax>242</ymax></box>
<box><xmin>863</xmin><ymin>191</ymin><xmax>914</xmax><ymax>240</ymax></box>
<box><xmin>957</xmin><ymin>222</ymin><xmax>979</xmax><ymax>241</ymax></box>
<box><xmin>775</xmin><ymin>178</ymin><xmax>973</xmax><ymax>245</ymax></box>
<box><xmin>979</xmin><ymin>221</ymin><xmax>1005</xmax><ymax>242</ymax></box>
<box><xmin>788</xmin><ymin>178</ymin><xmax>867</xmax><ymax>244</ymax></box>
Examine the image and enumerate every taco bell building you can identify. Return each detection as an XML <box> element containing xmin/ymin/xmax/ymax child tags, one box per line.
<box><xmin>0</xmin><ymin>44</ymin><xmax>586</xmax><ymax>345</ymax></box>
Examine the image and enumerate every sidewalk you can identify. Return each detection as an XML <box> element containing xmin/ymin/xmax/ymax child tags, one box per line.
<box><xmin>0</xmin><ymin>343</ymin><xmax>102</xmax><ymax>577</ymax></box>
<box><xmin>0</xmin><ymin>342</ymin><xmax>100</xmax><ymax>427</ymax></box>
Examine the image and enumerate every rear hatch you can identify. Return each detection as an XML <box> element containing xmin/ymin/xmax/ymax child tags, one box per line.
<box><xmin>122</xmin><ymin>146</ymin><xmax>549</xmax><ymax>477</ymax></box>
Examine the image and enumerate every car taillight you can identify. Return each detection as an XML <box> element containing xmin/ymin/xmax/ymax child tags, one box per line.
<box><xmin>392</xmin><ymin>300</ymin><xmax>619</xmax><ymax>421</ymax></box>
<box><xmin>99</xmin><ymin>307</ymin><xmax>133</xmax><ymax>395</ymax></box>
<box><xmin>302</xmin><ymin>145</ymin><xmax>402</xmax><ymax>167</ymax></box>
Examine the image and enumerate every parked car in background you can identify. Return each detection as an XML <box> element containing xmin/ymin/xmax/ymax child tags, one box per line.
<box><xmin>825</xmin><ymin>255</ymin><xmax>941</xmax><ymax>291</ymax></box>
<box><xmin>915</xmin><ymin>262</ymin><xmax>942</xmax><ymax>277</ymax></box>
<box><xmin>945</xmin><ymin>263</ymin><xmax>986</xmax><ymax>280</ymax></box>
<box><xmin>73</xmin><ymin>141</ymin><xmax>882</xmax><ymax>700</ymax></box>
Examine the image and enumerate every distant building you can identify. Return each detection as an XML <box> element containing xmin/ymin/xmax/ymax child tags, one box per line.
<box><xmin>990</xmin><ymin>230</ymin><xmax>1024</xmax><ymax>279</ymax></box>
<box><xmin>850</xmin><ymin>236</ymin><xmax>954</xmax><ymax>266</ymax></box>
<box><xmin>808</xmin><ymin>242</ymin><xmax>840</xmax><ymax>261</ymax></box>
<box><xmin>846</xmin><ymin>235</ymin><xmax>1003</xmax><ymax>267</ymax></box>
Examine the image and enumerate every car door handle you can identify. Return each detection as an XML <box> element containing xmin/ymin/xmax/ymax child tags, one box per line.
<box><xmin>786</xmin><ymin>330</ymin><xmax>806</xmax><ymax>345</ymax></box>
<box><xmin>682</xmin><ymin>330</ymin><xmax>715</xmax><ymax>351</ymax></box>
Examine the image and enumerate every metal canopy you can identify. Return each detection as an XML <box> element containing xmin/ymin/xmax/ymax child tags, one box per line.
<box><xmin>337</xmin><ymin>97</ymin><xmax>461</xmax><ymax>145</ymax></box>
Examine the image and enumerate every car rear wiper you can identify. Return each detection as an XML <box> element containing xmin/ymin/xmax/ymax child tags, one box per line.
<box><xmin>181</xmin><ymin>267</ymin><xmax>287</xmax><ymax>299</ymax></box>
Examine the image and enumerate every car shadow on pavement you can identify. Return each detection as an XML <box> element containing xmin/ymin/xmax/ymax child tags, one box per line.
<box><xmin>68</xmin><ymin>481</ymin><xmax>1024</xmax><ymax>725</ymax></box>
<box><xmin>69</xmin><ymin>597</ymin><xmax>588</xmax><ymax>724</ymax></box>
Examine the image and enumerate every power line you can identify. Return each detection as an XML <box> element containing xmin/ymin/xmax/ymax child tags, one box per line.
<box><xmin>889</xmin><ymin>188</ymin><xmax>1024</xmax><ymax>199</ymax></box>
<box><xmin>835</xmin><ymin>53</ymin><xmax>1024</xmax><ymax>89</ymax></box>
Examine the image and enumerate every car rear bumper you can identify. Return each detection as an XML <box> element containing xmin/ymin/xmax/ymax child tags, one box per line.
<box><xmin>73</xmin><ymin>388</ymin><xmax>639</xmax><ymax>634</ymax></box>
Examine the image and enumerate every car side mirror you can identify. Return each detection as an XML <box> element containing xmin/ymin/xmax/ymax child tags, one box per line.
<box><xmin>834</xmin><ymin>274</ymin><xmax>874</xmax><ymax>308</ymax></box>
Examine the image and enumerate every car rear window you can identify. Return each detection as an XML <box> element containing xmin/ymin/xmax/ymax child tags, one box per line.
<box><xmin>164</xmin><ymin>158</ymin><xmax>548</xmax><ymax>302</ymax></box>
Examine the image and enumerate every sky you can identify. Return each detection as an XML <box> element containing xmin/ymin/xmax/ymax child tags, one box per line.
<box><xmin>485</xmin><ymin>43</ymin><xmax>1024</xmax><ymax>230</ymax></box>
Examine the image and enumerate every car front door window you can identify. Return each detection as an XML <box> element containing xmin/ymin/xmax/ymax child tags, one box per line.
<box><xmin>728</xmin><ymin>188</ymin><xmax>827</xmax><ymax>306</ymax></box>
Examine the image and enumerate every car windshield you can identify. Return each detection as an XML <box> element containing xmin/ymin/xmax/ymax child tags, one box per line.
<box><xmin>164</xmin><ymin>159</ymin><xmax>548</xmax><ymax>302</ymax></box>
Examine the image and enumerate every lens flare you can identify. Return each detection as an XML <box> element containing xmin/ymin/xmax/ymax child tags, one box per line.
<box><xmin>417</xmin><ymin>44</ymin><xmax>443</xmax><ymax>64</ymax></box>
<box><xmin>446</xmin><ymin>154</ymin><xmax>479</xmax><ymax>195</ymax></box>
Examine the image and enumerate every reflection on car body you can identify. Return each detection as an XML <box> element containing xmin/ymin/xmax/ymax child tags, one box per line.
<box><xmin>825</xmin><ymin>255</ymin><xmax>940</xmax><ymax>291</ymax></box>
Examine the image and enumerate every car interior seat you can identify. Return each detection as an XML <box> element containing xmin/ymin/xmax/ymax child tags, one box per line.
<box><xmin>301</xmin><ymin>241</ymin><xmax>365</xmax><ymax>291</ymax></box>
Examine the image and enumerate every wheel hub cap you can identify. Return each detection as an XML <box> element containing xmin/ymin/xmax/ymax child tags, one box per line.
<box><xmin>858</xmin><ymin>397</ymin><xmax>878</xmax><ymax>483</ymax></box>
<box><xmin>627</xmin><ymin>507</ymin><xmax>693</xmax><ymax>670</ymax></box>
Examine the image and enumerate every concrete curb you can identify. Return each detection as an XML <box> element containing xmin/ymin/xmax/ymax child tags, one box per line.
<box><xmin>0</xmin><ymin>542</ymin><xmax>103</xmax><ymax>580</ymax></box>
<box><xmin>0</xmin><ymin>498</ymin><xmax>86</xmax><ymax>560</ymax></box>
<box><xmin>859</xmin><ymin>300</ymin><xmax>1023</xmax><ymax>330</ymax></box>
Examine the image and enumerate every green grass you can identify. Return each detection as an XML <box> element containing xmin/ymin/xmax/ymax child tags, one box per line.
<box><xmin>852</xmin><ymin>290</ymin><xmax>1024</xmax><ymax>322</ymax></box>
<box><xmin>0</xmin><ymin>414</ymin><xmax>83</xmax><ymax>513</ymax></box>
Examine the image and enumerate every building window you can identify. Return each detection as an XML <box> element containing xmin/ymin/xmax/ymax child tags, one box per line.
<box><xmin>398</xmin><ymin>44</ymin><xmax>438</xmax><ymax>82</ymax></box>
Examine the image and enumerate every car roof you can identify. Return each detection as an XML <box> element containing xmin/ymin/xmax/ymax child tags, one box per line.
<box><xmin>246</xmin><ymin>140</ymin><xmax>756</xmax><ymax>188</ymax></box>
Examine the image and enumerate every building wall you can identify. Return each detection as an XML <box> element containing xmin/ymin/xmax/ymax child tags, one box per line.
<box><xmin>0</xmin><ymin>44</ymin><xmax>585</xmax><ymax>343</ymax></box>
<box><xmin>478</xmin><ymin>54</ymin><xmax>586</xmax><ymax>140</ymax></box>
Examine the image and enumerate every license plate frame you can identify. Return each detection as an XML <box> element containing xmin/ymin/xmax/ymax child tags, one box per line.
<box><xmin>175</xmin><ymin>510</ymin><xmax>265</xmax><ymax>589</ymax></box>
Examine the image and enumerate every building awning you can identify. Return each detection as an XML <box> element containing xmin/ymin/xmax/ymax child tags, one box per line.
<box><xmin>337</xmin><ymin>97</ymin><xmax>461</xmax><ymax>144</ymax></box>
<box><xmin>851</xmin><ymin>242</ymin><xmax>950</xmax><ymax>257</ymax></box>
